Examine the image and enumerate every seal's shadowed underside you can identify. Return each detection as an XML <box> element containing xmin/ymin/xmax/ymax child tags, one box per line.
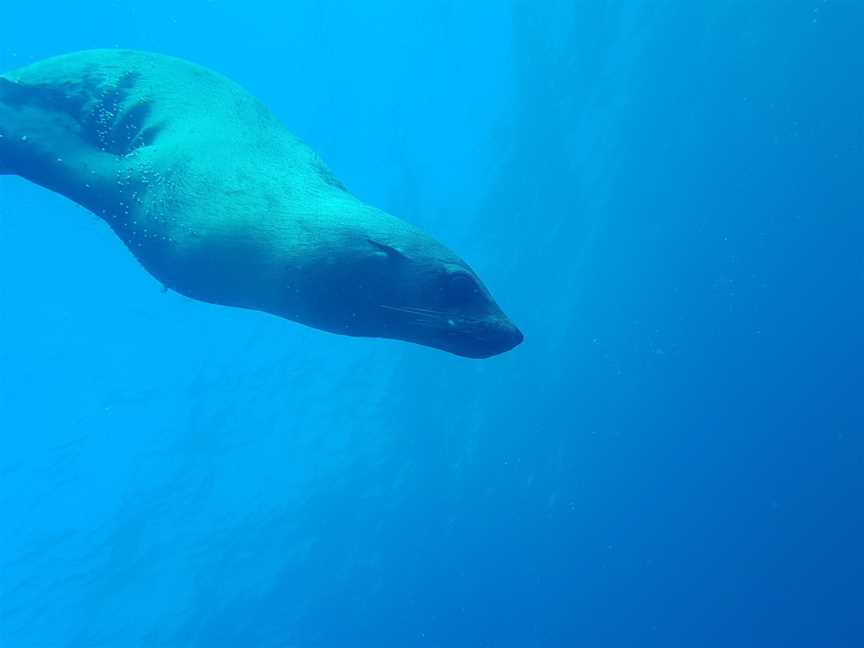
<box><xmin>0</xmin><ymin>50</ymin><xmax>521</xmax><ymax>358</ymax></box>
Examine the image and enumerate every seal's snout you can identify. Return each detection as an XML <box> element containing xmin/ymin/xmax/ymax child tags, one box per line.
<box><xmin>482</xmin><ymin>319</ymin><xmax>524</xmax><ymax>357</ymax></box>
<box><xmin>505</xmin><ymin>322</ymin><xmax>525</xmax><ymax>350</ymax></box>
<box><xmin>445</xmin><ymin>317</ymin><xmax>524</xmax><ymax>359</ymax></box>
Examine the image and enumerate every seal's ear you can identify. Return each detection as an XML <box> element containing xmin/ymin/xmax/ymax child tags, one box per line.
<box><xmin>0</xmin><ymin>77</ymin><xmax>18</xmax><ymax>93</ymax></box>
<box><xmin>367</xmin><ymin>238</ymin><xmax>407</xmax><ymax>261</ymax></box>
<box><xmin>0</xmin><ymin>77</ymin><xmax>30</xmax><ymax>105</ymax></box>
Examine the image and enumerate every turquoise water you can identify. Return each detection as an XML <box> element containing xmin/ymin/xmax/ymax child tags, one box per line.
<box><xmin>1</xmin><ymin>2</ymin><xmax>862</xmax><ymax>646</ymax></box>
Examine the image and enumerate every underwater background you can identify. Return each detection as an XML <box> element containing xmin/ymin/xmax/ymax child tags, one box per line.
<box><xmin>1</xmin><ymin>1</ymin><xmax>862</xmax><ymax>646</ymax></box>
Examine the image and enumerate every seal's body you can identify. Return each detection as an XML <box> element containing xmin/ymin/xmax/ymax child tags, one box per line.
<box><xmin>0</xmin><ymin>50</ymin><xmax>521</xmax><ymax>358</ymax></box>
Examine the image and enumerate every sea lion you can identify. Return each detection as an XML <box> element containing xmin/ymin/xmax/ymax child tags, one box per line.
<box><xmin>0</xmin><ymin>49</ymin><xmax>521</xmax><ymax>358</ymax></box>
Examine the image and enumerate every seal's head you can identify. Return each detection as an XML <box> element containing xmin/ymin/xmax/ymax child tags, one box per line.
<box><xmin>289</xmin><ymin>208</ymin><xmax>523</xmax><ymax>359</ymax></box>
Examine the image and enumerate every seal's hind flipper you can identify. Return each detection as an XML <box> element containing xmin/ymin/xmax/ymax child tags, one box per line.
<box><xmin>0</xmin><ymin>75</ymin><xmax>85</xmax><ymax>169</ymax></box>
<box><xmin>0</xmin><ymin>74</ymin><xmax>126</xmax><ymax>208</ymax></box>
<box><xmin>0</xmin><ymin>77</ymin><xmax>28</xmax><ymax>174</ymax></box>
<box><xmin>1</xmin><ymin>77</ymin><xmax>30</xmax><ymax>174</ymax></box>
<box><xmin>0</xmin><ymin>80</ymin><xmax>10</xmax><ymax>174</ymax></box>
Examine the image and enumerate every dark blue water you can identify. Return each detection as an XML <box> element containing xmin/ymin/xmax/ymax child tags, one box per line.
<box><xmin>2</xmin><ymin>2</ymin><xmax>862</xmax><ymax>646</ymax></box>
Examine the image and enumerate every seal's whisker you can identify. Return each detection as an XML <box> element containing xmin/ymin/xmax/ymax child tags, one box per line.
<box><xmin>378</xmin><ymin>304</ymin><xmax>450</xmax><ymax>330</ymax></box>
<box><xmin>379</xmin><ymin>304</ymin><xmax>492</xmax><ymax>330</ymax></box>
<box><xmin>379</xmin><ymin>304</ymin><xmax>441</xmax><ymax>318</ymax></box>
<box><xmin>379</xmin><ymin>304</ymin><xmax>434</xmax><ymax>312</ymax></box>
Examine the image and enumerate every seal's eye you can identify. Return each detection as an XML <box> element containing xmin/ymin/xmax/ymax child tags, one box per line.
<box><xmin>444</xmin><ymin>271</ymin><xmax>480</xmax><ymax>306</ymax></box>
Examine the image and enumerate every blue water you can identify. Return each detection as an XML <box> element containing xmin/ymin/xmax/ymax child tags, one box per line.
<box><xmin>2</xmin><ymin>2</ymin><xmax>862</xmax><ymax>646</ymax></box>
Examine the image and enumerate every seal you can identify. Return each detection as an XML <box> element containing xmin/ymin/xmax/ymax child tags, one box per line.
<box><xmin>0</xmin><ymin>50</ymin><xmax>522</xmax><ymax>358</ymax></box>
